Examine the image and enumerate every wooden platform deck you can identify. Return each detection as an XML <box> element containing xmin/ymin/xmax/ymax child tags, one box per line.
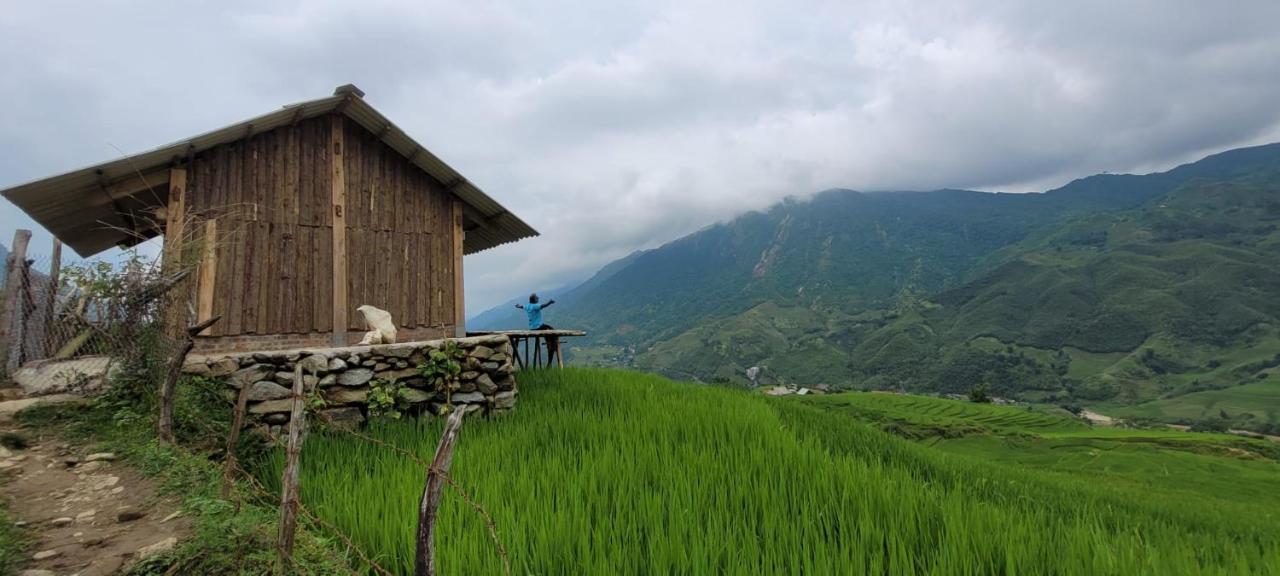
<box><xmin>466</xmin><ymin>330</ymin><xmax>586</xmax><ymax>369</ymax></box>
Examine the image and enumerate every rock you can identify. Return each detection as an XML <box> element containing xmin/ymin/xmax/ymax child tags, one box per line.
<box><xmin>470</xmin><ymin>346</ymin><xmax>495</xmax><ymax>360</ymax></box>
<box><xmin>32</xmin><ymin>549</ymin><xmax>60</xmax><ymax>561</ymax></box>
<box><xmin>361</xmin><ymin>359</ymin><xmax>376</xmax><ymax>367</ymax></box>
<box><xmin>79</xmin><ymin>460</ymin><xmax>106</xmax><ymax>472</ymax></box>
<box><xmin>208</xmin><ymin>357</ymin><xmax>240</xmax><ymax>377</ymax></box>
<box><xmin>475</xmin><ymin>374</ymin><xmax>498</xmax><ymax>395</ymax></box>
<box><xmin>317</xmin><ymin>374</ymin><xmax>337</xmax><ymax>387</ymax></box>
<box><xmin>19</xmin><ymin>569</ymin><xmax>56</xmax><ymax>576</ymax></box>
<box><xmin>401</xmin><ymin>377</ymin><xmax>429</xmax><ymax>388</ymax></box>
<box><xmin>456</xmin><ymin>380</ymin><xmax>477</xmax><ymax>393</ymax></box>
<box><xmin>495</xmin><ymin>376</ymin><xmax>517</xmax><ymax>391</ymax></box>
<box><xmin>181</xmin><ymin>361</ymin><xmax>211</xmax><ymax>376</ymax></box>
<box><xmin>161</xmin><ymin>511</ymin><xmax>183</xmax><ymax>523</ymax></box>
<box><xmin>493</xmin><ymin>390</ymin><xmax>517</xmax><ymax>410</ymax></box>
<box><xmin>373</xmin><ymin>362</ymin><xmax>390</xmax><ymax>371</ymax></box>
<box><xmin>262</xmin><ymin>413</ymin><xmax>290</xmax><ymax>425</ymax></box>
<box><xmin>75</xmin><ymin>510</ymin><xmax>96</xmax><ymax>522</ymax></box>
<box><xmin>490</xmin><ymin>353</ymin><xmax>510</xmax><ymax>363</ymax></box>
<box><xmin>459</xmin><ymin>371</ymin><xmax>480</xmax><ymax>381</ymax></box>
<box><xmin>137</xmin><ymin>536</ymin><xmax>178</xmax><ymax>559</ymax></box>
<box><xmin>401</xmin><ymin>388</ymin><xmax>435</xmax><ymax>403</ymax></box>
<box><xmin>461</xmin><ymin>403</ymin><xmax>484</xmax><ymax>414</ymax></box>
<box><xmin>49</xmin><ymin>517</ymin><xmax>73</xmax><ymax>527</ymax></box>
<box><xmin>117</xmin><ymin>508</ymin><xmax>146</xmax><ymax>522</ymax></box>
<box><xmin>323</xmin><ymin>386</ymin><xmax>369</xmax><ymax>405</ymax></box>
<box><xmin>318</xmin><ymin>407</ymin><xmax>364</xmax><ymax>429</ymax></box>
<box><xmin>375</xmin><ymin>368</ymin><xmax>418</xmax><ymax>383</ymax></box>
<box><xmin>84</xmin><ymin>452</ymin><xmax>117</xmax><ymax>463</ymax></box>
<box><xmin>298</xmin><ymin>354</ymin><xmax>330</xmax><ymax>375</ymax></box>
<box><xmin>377</xmin><ymin>344</ymin><xmax>416</xmax><ymax>359</ymax></box>
<box><xmin>357</xmin><ymin>305</ymin><xmax>398</xmax><ymax>344</ymax></box>
<box><xmin>336</xmin><ymin>368</ymin><xmax>374</xmax><ymax>386</ymax></box>
<box><xmin>229</xmin><ymin>364</ymin><xmax>275</xmax><ymax>389</ymax></box>
<box><xmin>247</xmin><ymin>381</ymin><xmax>292</xmax><ymax>401</ymax></box>
<box><xmin>480</xmin><ymin>361</ymin><xmax>501</xmax><ymax>372</ymax></box>
<box><xmin>494</xmin><ymin>363</ymin><xmax>515</xmax><ymax>376</ymax></box>
<box><xmin>252</xmin><ymin>353</ymin><xmax>284</xmax><ymax>365</ymax></box>
<box><xmin>327</xmin><ymin>357</ymin><xmax>348</xmax><ymax>371</ymax></box>
<box><xmin>273</xmin><ymin>372</ymin><xmax>318</xmax><ymax>387</ymax></box>
<box><xmin>393</xmin><ymin>359</ymin><xmax>408</xmax><ymax>369</ymax></box>
<box><xmin>248</xmin><ymin>399</ymin><xmax>294</xmax><ymax>415</ymax></box>
<box><xmin>451</xmin><ymin>391</ymin><xmax>485</xmax><ymax>404</ymax></box>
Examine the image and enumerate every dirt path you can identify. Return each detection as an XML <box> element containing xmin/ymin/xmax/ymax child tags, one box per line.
<box><xmin>0</xmin><ymin>400</ymin><xmax>192</xmax><ymax>575</ymax></box>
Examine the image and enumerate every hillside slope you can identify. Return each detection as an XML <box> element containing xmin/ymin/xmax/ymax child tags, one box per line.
<box><xmin>473</xmin><ymin>143</ymin><xmax>1280</xmax><ymax>429</ymax></box>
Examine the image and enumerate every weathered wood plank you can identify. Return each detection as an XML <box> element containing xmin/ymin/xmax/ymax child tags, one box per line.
<box><xmin>331</xmin><ymin>114</ymin><xmax>348</xmax><ymax>346</ymax></box>
<box><xmin>452</xmin><ymin>199</ymin><xmax>464</xmax><ymax>336</ymax></box>
<box><xmin>195</xmin><ymin>219</ymin><xmax>218</xmax><ymax>335</ymax></box>
<box><xmin>226</xmin><ymin>220</ymin><xmax>245</xmax><ymax>335</ymax></box>
<box><xmin>242</xmin><ymin>221</ymin><xmax>260</xmax><ymax>333</ymax></box>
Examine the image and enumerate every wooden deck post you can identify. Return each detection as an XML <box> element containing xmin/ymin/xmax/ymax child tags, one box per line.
<box><xmin>331</xmin><ymin>115</ymin><xmax>348</xmax><ymax>347</ymax></box>
<box><xmin>1</xmin><ymin>229</ymin><xmax>32</xmax><ymax>377</ymax></box>
<box><xmin>162</xmin><ymin>168</ymin><xmax>189</xmax><ymax>340</ymax></box>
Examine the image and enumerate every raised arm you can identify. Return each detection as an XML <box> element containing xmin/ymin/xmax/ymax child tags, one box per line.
<box><xmin>514</xmin><ymin>303</ymin><xmax>524</xmax><ymax>309</ymax></box>
<box><xmin>542</xmin><ymin>299</ymin><xmax>557</xmax><ymax>309</ymax></box>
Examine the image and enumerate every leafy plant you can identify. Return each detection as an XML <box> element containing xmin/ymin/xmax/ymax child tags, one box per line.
<box><xmin>417</xmin><ymin>341</ymin><xmax>466</xmax><ymax>408</ymax></box>
<box><xmin>968</xmin><ymin>383</ymin><xmax>992</xmax><ymax>404</ymax></box>
<box><xmin>367</xmin><ymin>378</ymin><xmax>410</xmax><ymax>420</ymax></box>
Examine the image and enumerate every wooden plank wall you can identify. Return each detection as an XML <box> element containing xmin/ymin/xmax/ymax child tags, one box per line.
<box><xmin>185</xmin><ymin>114</ymin><xmax>457</xmax><ymax>337</ymax></box>
<box><xmin>341</xmin><ymin>117</ymin><xmax>455</xmax><ymax>332</ymax></box>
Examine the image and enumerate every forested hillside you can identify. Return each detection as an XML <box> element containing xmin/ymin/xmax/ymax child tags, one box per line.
<box><xmin>473</xmin><ymin>143</ymin><xmax>1280</xmax><ymax>431</ymax></box>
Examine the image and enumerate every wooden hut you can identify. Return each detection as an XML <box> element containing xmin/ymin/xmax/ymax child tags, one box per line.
<box><xmin>1</xmin><ymin>85</ymin><xmax>537</xmax><ymax>353</ymax></box>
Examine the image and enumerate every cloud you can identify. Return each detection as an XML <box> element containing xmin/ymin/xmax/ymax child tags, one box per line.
<box><xmin>2</xmin><ymin>1</ymin><xmax>1279</xmax><ymax>312</ymax></box>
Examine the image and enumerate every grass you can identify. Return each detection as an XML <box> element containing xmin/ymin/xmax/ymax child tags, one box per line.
<box><xmin>0</xmin><ymin>505</ymin><xmax>25</xmax><ymax>576</ymax></box>
<box><xmin>1111</xmin><ymin>380</ymin><xmax>1280</xmax><ymax>427</ymax></box>
<box><xmin>259</xmin><ymin>368</ymin><xmax>1280</xmax><ymax>575</ymax></box>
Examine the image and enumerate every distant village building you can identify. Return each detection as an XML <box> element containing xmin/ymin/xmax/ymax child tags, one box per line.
<box><xmin>2</xmin><ymin>85</ymin><xmax>537</xmax><ymax>354</ymax></box>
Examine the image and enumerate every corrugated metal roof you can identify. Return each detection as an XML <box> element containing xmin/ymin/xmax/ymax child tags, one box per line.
<box><xmin>0</xmin><ymin>86</ymin><xmax>538</xmax><ymax>257</ymax></box>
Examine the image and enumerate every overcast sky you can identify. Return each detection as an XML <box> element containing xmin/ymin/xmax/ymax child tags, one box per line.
<box><xmin>3</xmin><ymin>1</ymin><xmax>1280</xmax><ymax>313</ymax></box>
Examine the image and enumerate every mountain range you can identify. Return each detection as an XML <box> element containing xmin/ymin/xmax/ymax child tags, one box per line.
<box><xmin>473</xmin><ymin>142</ymin><xmax>1280</xmax><ymax>431</ymax></box>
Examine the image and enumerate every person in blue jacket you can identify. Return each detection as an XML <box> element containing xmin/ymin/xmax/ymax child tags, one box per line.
<box><xmin>515</xmin><ymin>293</ymin><xmax>556</xmax><ymax>330</ymax></box>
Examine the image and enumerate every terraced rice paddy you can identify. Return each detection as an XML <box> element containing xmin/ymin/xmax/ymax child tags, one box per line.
<box><xmin>259</xmin><ymin>368</ymin><xmax>1280</xmax><ymax>575</ymax></box>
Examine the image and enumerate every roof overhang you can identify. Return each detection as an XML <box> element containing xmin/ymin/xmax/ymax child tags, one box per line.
<box><xmin>0</xmin><ymin>85</ymin><xmax>538</xmax><ymax>257</ymax></box>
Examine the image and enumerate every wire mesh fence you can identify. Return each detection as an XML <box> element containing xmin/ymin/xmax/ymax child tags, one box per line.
<box><xmin>1</xmin><ymin>246</ymin><xmax>185</xmax><ymax>395</ymax></box>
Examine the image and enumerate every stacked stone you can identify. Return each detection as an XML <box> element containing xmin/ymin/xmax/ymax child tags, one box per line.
<box><xmin>182</xmin><ymin>335</ymin><xmax>517</xmax><ymax>431</ymax></box>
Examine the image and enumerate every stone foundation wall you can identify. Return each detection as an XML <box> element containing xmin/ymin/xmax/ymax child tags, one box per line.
<box><xmin>183</xmin><ymin>334</ymin><xmax>516</xmax><ymax>430</ymax></box>
<box><xmin>191</xmin><ymin>325</ymin><xmax>459</xmax><ymax>355</ymax></box>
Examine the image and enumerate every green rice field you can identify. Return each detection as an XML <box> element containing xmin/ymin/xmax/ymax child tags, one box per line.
<box><xmin>259</xmin><ymin>368</ymin><xmax>1280</xmax><ymax>575</ymax></box>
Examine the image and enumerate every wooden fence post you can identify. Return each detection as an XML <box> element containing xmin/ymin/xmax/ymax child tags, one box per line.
<box><xmin>1</xmin><ymin>229</ymin><xmax>32</xmax><ymax>377</ymax></box>
<box><xmin>416</xmin><ymin>408</ymin><xmax>467</xmax><ymax>576</ymax></box>
<box><xmin>221</xmin><ymin>379</ymin><xmax>254</xmax><ymax>499</ymax></box>
<box><xmin>279</xmin><ymin>364</ymin><xmax>307</xmax><ymax>569</ymax></box>
<box><xmin>41</xmin><ymin>239</ymin><xmax>62</xmax><ymax>358</ymax></box>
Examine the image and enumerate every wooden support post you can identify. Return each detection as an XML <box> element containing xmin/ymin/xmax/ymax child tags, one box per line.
<box><xmin>278</xmin><ymin>364</ymin><xmax>306</xmax><ymax>568</ymax></box>
<box><xmin>41</xmin><ymin>239</ymin><xmax>62</xmax><ymax>358</ymax></box>
<box><xmin>195</xmin><ymin>220</ymin><xmax>218</xmax><ymax>335</ymax></box>
<box><xmin>534</xmin><ymin>336</ymin><xmax>541</xmax><ymax>368</ymax></box>
<box><xmin>452</xmin><ymin>200</ymin><xmax>465</xmax><ymax>338</ymax></box>
<box><xmin>331</xmin><ymin>115</ymin><xmax>348</xmax><ymax>347</ymax></box>
<box><xmin>1</xmin><ymin>229</ymin><xmax>32</xmax><ymax>377</ymax></box>
<box><xmin>221</xmin><ymin>379</ymin><xmax>254</xmax><ymax>499</ymax></box>
<box><xmin>163</xmin><ymin>168</ymin><xmax>188</xmax><ymax>340</ymax></box>
<box><xmin>416</xmin><ymin>408</ymin><xmax>467</xmax><ymax>576</ymax></box>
